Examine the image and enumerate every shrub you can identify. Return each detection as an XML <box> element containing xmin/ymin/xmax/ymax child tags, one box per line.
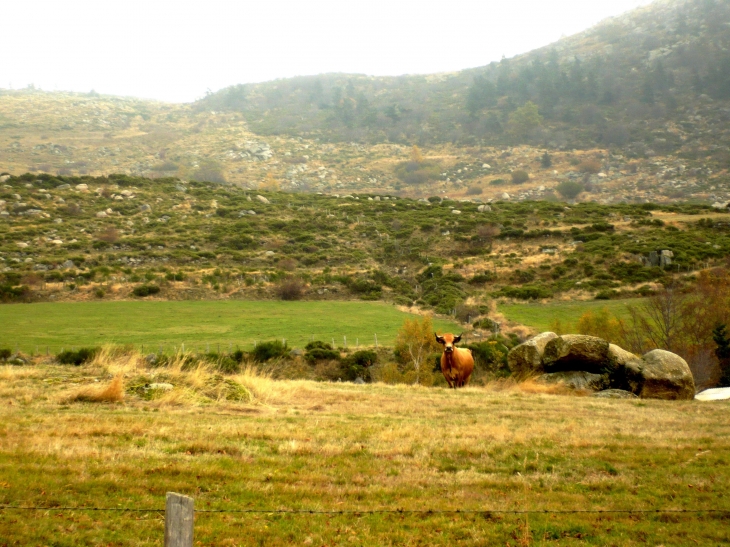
<box><xmin>466</xmin><ymin>338</ymin><xmax>510</xmax><ymax>375</ymax></box>
<box><xmin>578</xmin><ymin>159</ymin><xmax>602</xmax><ymax>174</ymax></box>
<box><xmin>132</xmin><ymin>284</ymin><xmax>160</xmax><ymax>297</ymax></box>
<box><xmin>57</xmin><ymin>347</ymin><xmax>99</xmax><ymax>366</ymax></box>
<box><xmin>489</xmin><ymin>178</ymin><xmax>506</xmax><ymax>185</ymax></box>
<box><xmin>0</xmin><ymin>348</ymin><xmax>11</xmax><ymax>361</ymax></box>
<box><xmin>511</xmin><ymin>170</ymin><xmax>530</xmax><ymax>184</ymax></box>
<box><xmin>466</xmin><ymin>185</ymin><xmax>483</xmax><ymax>195</ymax></box>
<box><xmin>276</xmin><ymin>277</ymin><xmax>304</xmax><ymax>300</ymax></box>
<box><xmin>556</xmin><ymin>181</ymin><xmax>584</xmax><ymax>200</ymax></box>
<box><xmin>341</xmin><ymin>350</ymin><xmax>377</xmax><ymax>381</ymax></box>
<box><xmin>305</xmin><ymin>341</ymin><xmax>340</xmax><ymax>363</ymax></box>
<box><xmin>252</xmin><ymin>340</ymin><xmax>288</xmax><ymax>362</ymax></box>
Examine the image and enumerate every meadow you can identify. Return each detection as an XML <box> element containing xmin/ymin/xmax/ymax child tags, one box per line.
<box><xmin>0</xmin><ymin>300</ymin><xmax>459</xmax><ymax>354</ymax></box>
<box><xmin>0</xmin><ymin>356</ymin><xmax>728</xmax><ymax>546</ymax></box>
<box><xmin>498</xmin><ymin>299</ymin><xmax>642</xmax><ymax>333</ymax></box>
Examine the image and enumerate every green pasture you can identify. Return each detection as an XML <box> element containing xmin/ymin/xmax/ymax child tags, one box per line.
<box><xmin>498</xmin><ymin>298</ymin><xmax>644</xmax><ymax>332</ymax></box>
<box><xmin>0</xmin><ymin>300</ymin><xmax>459</xmax><ymax>354</ymax></box>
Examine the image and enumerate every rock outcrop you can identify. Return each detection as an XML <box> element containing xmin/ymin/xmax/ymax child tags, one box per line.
<box><xmin>507</xmin><ymin>332</ymin><xmax>558</xmax><ymax>378</ymax></box>
<box><xmin>543</xmin><ymin>335</ymin><xmax>610</xmax><ymax>374</ymax></box>
<box><xmin>628</xmin><ymin>349</ymin><xmax>695</xmax><ymax>400</ymax></box>
<box><xmin>508</xmin><ymin>333</ymin><xmax>696</xmax><ymax>400</ymax></box>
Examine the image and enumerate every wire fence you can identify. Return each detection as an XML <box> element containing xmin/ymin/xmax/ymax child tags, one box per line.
<box><xmin>1</xmin><ymin>503</ymin><xmax>728</xmax><ymax>516</ymax></box>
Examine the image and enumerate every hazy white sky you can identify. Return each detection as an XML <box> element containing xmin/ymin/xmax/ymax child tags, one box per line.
<box><xmin>1</xmin><ymin>0</ymin><xmax>656</xmax><ymax>103</ymax></box>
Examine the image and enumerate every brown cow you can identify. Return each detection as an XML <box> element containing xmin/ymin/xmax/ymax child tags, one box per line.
<box><xmin>435</xmin><ymin>333</ymin><xmax>474</xmax><ymax>388</ymax></box>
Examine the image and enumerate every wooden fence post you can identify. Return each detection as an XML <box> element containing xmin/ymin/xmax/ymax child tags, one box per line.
<box><xmin>165</xmin><ymin>492</ymin><xmax>194</xmax><ymax>547</ymax></box>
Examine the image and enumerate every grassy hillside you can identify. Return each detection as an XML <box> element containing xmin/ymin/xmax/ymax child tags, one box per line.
<box><xmin>2</xmin><ymin>172</ymin><xmax>730</xmax><ymax>339</ymax></box>
<box><xmin>0</xmin><ymin>361</ymin><xmax>728</xmax><ymax>545</ymax></box>
<box><xmin>0</xmin><ymin>300</ymin><xmax>459</xmax><ymax>353</ymax></box>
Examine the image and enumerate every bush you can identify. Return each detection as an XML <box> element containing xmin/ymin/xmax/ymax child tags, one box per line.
<box><xmin>304</xmin><ymin>341</ymin><xmax>340</xmax><ymax>363</ymax></box>
<box><xmin>556</xmin><ymin>181</ymin><xmax>584</xmax><ymax>200</ymax></box>
<box><xmin>252</xmin><ymin>340</ymin><xmax>288</xmax><ymax>362</ymax></box>
<box><xmin>0</xmin><ymin>348</ymin><xmax>11</xmax><ymax>361</ymax></box>
<box><xmin>466</xmin><ymin>338</ymin><xmax>510</xmax><ymax>375</ymax></box>
<box><xmin>489</xmin><ymin>178</ymin><xmax>506</xmax><ymax>185</ymax></box>
<box><xmin>511</xmin><ymin>170</ymin><xmax>530</xmax><ymax>184</ymax></box>
<box><xmin>57</xmin><ymin>347</ymin><xmax>99</xmax><ymax>366</ymax></box>
<box><xmin>132</xmin><ymin>284</ymin><xmax>160</xmax><ymax>297</ymax></box>
<box><xmin>578</xmin><ymin>159</ymin><xmax>602</xmax><ymax>174</ymax></box>
<box><xmin>341</xmin><ymin>350</ymin><xmax>378</xmax><ymax>381</ymax></box>
<box><xmin>466</xmin><ymin>185</ymin><xmax>483</xmax><ymax>195</ymax></box>
<box><xmin>276</xmin><ymin>277</ymin><xmax>304</xmax><ymax>300</ymax></box>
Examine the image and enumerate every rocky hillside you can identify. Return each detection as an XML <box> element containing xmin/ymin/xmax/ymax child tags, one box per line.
<box><xmin>1</xmin><ymin>0</ymin><xmax>729</xmax><ymax>208</ymax></box>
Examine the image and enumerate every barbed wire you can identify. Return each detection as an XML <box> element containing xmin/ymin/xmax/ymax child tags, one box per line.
<box><xmin>1</xmin><ymin>504</ymin><xmax>728</xmax><ymax>516</ymax></box>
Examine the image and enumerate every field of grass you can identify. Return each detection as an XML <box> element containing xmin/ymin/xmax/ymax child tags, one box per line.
<box><xmin>0</xmin><ymin>357</ymin><xmax>728</xmax><ymax>546</ymax></box>
<box><xmin>0</xmin><ymin>300</ymin><xmax>459</xmax><ymax>353</ymax></box>
<box><xmin>498</xmin><ymin>299</ymin><xmax>644</xmax><ymax>333</ymax></box>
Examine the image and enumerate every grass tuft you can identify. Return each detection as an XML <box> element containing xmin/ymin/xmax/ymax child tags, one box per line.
<box><xmin>66</xmin><ymin>374</ymin><xmax>125</xmax><ymax>403</ymax></box>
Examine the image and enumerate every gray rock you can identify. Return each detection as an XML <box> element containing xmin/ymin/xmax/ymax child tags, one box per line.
<box><xmin>591</xmin><ymin>389</ymin><xmax>638</xmax><ymax>399</ymax></box>
<box><xmin>145</xmin><ymin>354</ymin><xmax>158</xmax><ymax>365</ymax></box>
<box><xmin>256</xmin><ymin>195</ymin><xmax>270</xmax><ymax>204</ymax></box>
<box><xmin>543</xmin><ymin>335</ymin><xmax>610</xmax><ymax>374</ymax></box>
<box><xmin>630</xmin><ymin>349</ymin><xmax>695</xmax><ymax>400</ymax></box>
<box><xmin>507</xmin><ymin>332</ymin><xmax>558</xmax><ymax>378</ymax></box>
<box><xmin>56</xmin><ymin>184</ymin><xmax>70</xmax><ymax>190</ymax></box>
<box><xmin>535</xmin><ymin>370</ymin><xmax>608</xmax><ymax>391</ymax></box>
<box><xmin>0</xmin><ymin>175</ymin><xmax>10</xmax><ymax>183</ymax></box>
<box><xmin>145</xmin><ymin>382</ymin><xmax>174</xmax><ymax>392</ymax></box>
<box><xmin>139</xmin><ymin>204</ymin><xmax>152</xmax><ymax>213</ymax></box>
<box><xmin>61</xmin><ymin>260</ymin><xmax>75</xmax><ymax>269</ymax></box>
<box><xmin>607</xmin><ymin>343</ymin><xmax>643</xmax><ymax>390</ymax></box>
<box><xmin>354</xmin><ymin>377</ymin><xmax>366</xmax><ymax>384</ymax></box>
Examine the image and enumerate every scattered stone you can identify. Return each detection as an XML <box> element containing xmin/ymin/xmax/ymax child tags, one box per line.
<box><xmin>75</xmin><ymin>183</ymin><xmax>89</xmax><ymax>191</ymax></box>
<box><xmin>592</xmin><ymin>389</ymin><xmax>638</xmax><ymax>399</ymax></box>
<box><xmin>451</xmin><ymin>209</ymin><xmax>461</xmax><ymax>215</ymax></box>
<box><xmin>256</xmin><ymin>195</ymin><xmax>270</xmax><ymax>204</ymax></box>
<box><xmin>16</xmin><ymin>242</ymin><xmax>29</xmax><ymax>248</ymax></box>
<box><xmin>139</xmin><ymin>204</ymin><xmax>152</xmax><ymax>212</ymax></box>
<box><xmin>477</xmin><ymin>204</ymin><xmax>492</xmax><ymax>212</ymax></box>
<box><xmin>145</xmin><ymin>382</ymin><xmax>174</xmax><ymax>392</ymax></box>
<box><xmin>56</xmin><ymin>184</ymin><xmax>71</xmax><ymax>190</ymax></box>
<box><xmin>265</xmin><ymin>251</ymin><xmax>275</xmax><ymax>256</ymax></box>
<box><xmin>145</xmin><ymin>354</ymin><xmax>158</xmax><ymax>365</ymax></box>
<box><xmin>61</xmin><ymin>260</ymin><xmax>75</xmax><ymax>269</ymax></box>
<box><xmin>96</xmin><ymin>211</ymin><xmax>107</xmax><ymax>218</ymax></box>
<box><xmin>0</xmin><ymin>175</ymin><xmax>10</xmax><ymax>183</ymax></box>
<box><xmin>354</xmin><ymin>377</ymin><xmax>366</xmax><ymax>384</ymax></box>
<box><xmin>51</xmin><ymin>239</ymin><xmax>63</xmax><ymax>245</ymax></box>
<box><xmin>500</xmin><ymin>193</ymin><xmax>510</xmax><ymax>200</ymax></box>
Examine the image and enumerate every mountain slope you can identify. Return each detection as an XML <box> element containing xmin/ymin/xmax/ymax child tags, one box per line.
<box><xmin>197</xmin><ymin>0</ymin><xmax>730</xmax><ymax>154</ymax></box>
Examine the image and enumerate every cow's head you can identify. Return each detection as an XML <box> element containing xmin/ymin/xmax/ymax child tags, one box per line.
<box><xmin>435</xmin><ymin>333</ymin><xmax>462</xmax><ymax>353</ymax></box>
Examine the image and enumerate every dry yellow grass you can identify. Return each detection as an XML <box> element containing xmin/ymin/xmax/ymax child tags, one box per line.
<box><xmin>1</xmin><ymin>350</ymin><xmax>728</xmax><ymax>545</ymax></box>
<box><xmin>66</xmin><ymin>374</ymin><xmax>125</xmax><ymax>403</ymax></box>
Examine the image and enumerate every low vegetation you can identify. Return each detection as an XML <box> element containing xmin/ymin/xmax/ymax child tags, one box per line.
<box><xmin>0</xmin><ymin>352</ymin><xmax>727</xmax><ymax>545</ymax></box>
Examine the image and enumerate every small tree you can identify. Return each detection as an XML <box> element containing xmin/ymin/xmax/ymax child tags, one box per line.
<box><xmin>540</xmin><ymin>151</ymin><xmax>552</xmax><ymax>168</ymax></box>
<box><xmin>576</xmin><ymin>308</ymin><xmax>623</xmax><ymax>344</ymax></box>
<box><xmin>511</xmin><ymin>170</ymin><xmax>530</xmax><ymax>184</ymax></box>
<box><xmin>394</xmin><ymin>315</ymin><xmax>441</xmax><ymax>385</ymax></box>
<box><xmin>556</xmin><ymin>180</ymin><xmax>584</xmax><ymax>200</ymax></box>
<box><xmin>507</xmin><ymin>101</ymin><xmax>542</xmax><ymax>140</ymax></box>
<box><xmin>712</xmin><ymin>324</ymin><xmax>730</xmax><ymax>387</ymax></box>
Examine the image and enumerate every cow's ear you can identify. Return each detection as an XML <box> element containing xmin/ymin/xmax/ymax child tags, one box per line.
<box><xmin>453</xmin><ymin>334</ymin><xmax>462</xmax><ymax>344</ymax></box>
<box><xmin>435</xmin><ymin>333</ymin><xmax>445</xmax><ymax>344</ymax></box>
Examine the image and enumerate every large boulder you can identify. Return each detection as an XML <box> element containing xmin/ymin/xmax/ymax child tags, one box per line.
<box><xmin>606</xmin><ymin>343</ymin><xmax>644</xmax><ymax>390</ymax></box>
<box><xmin>507</xmin><ymin>332</ymin><xmax>558</xmax><ymax>378</ymax></box>
<box><xmin>535</xmin><ymin>371</ymin><xmax>608</xmax><ymax>391</ymax></box>
<box><xmin>627</xmin><ymin>349</ymin><xmax>695</xmax><ymax>400</ymax></box>
<box><xmin>543</xmin><ymin>335</ymin><xmax>610</xmax><ymax>374</ymax></box>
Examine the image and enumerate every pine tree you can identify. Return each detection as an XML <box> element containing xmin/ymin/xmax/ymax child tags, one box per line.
<box><xmin>541</xmin><ymin>151</ymin><xmax>552</xmax><ymax>168</ymax></box>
